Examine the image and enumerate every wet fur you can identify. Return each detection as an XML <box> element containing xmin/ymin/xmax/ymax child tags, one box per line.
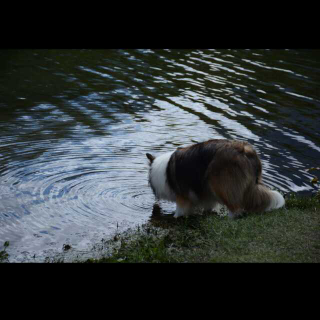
<box><xmin>147</xmin><ymin>139</ymin><xmax>285</xmax><ymax>218</ymax></box>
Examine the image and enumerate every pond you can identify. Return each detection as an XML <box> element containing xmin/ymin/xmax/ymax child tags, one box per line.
<box><xmin>0</xmin><ymin>49</ymin><xmax>319</xmax><ymax>261</ymax></box>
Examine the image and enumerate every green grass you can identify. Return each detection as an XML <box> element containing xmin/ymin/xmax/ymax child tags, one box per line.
<box><xmin>0</xmin><ymin>241</ymin><xmax>10</xmax><ymax>263</ymax></box>
<box><xmin>83</xmin><ymin>194</ymin><xmax>320</xmax><ymax>263</ymax></box>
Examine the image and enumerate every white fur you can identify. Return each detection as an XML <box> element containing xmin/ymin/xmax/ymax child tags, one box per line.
<box><xmin>174</xmin><ymin>196</ymin><xmax>220</xmax><ymax>218</ymax></box>
<box><xmin>149</xmin><ymin>152</ymin><xmax>222</xmax><ymax>218</ymax></box>
<box><xmin>149</xmin><ymin>151</ymin><xmax>175</xmax><ymax>202</ymax></box>
<box><xmin>174</xmin><ymin>204</ymin><xmax>189</xmax><ymax>218</ymax></box>
<box><xmin>266</xmin><ymin>190</ymin><xmax>285</xmax><ymax>211</ymax></box>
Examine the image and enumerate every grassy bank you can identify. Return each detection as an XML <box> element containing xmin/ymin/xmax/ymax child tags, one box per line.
<box><xmin>83</xmin><ymin>194</ymin><xmax>320</xmax><ymax>263</ymax></box>
<box><xmin>1</xmin><ymin>194</ymin><xmax>319</xmax><ymax>263</ymax></box>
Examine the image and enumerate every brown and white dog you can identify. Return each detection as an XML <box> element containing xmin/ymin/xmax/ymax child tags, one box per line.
<box><xmin>146</xmin><ymin>139</ymin><xmax>285</xmax><ymax>218</ymax></box>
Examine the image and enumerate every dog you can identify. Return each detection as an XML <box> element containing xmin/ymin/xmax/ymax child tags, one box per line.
<box><xmin>146</xmin><ymin>139</ymin><xmax>285</xmax><ymax>218</ymax></box>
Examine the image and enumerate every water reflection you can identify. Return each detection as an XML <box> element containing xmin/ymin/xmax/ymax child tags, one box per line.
<box><xmin>0</xmin><ymin>49</ymin><xmax>319</xmax><ymax>261</ymax></box>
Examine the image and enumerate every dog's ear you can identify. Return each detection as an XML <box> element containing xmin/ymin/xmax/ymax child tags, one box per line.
<box><xmin>146</xmin><ymin>153</ymin><xmax>155</xmax><ymax>164</ymax></box>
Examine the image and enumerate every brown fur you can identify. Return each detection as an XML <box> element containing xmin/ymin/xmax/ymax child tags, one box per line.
<box><xmin>207</xmin><ymin>140</ymin><xmax>271</xmax><ymax>214</ymax></box>
<box><xmin>168</xmin><ymin>139</ymin><xmax>272</xmax><ymax>216</ymax></box>
<box><xmin>176</xmin><ymin>195</ymin><xmax>192</xmax><ymax>211</ymax></box>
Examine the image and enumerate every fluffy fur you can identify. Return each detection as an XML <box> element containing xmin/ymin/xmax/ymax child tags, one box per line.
<box><xmin>147</xmin><ymin>139</ymin><xmax>285</xmax><ymax>218</ymax></box>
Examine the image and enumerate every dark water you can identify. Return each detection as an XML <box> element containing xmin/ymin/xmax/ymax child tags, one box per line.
<box><xmin>0</xmin><ymin>49</ymin><xmax>319</xmax><ymax>262</ymax></box>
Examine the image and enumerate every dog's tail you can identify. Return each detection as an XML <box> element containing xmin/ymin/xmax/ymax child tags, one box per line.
<box><xmin>243</xmin><ymin>183</ymin><xmax>285</xmax><ymax>213</ymax></box>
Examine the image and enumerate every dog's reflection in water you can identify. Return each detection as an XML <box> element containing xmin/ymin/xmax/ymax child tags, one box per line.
<box><xmin>149</xmin><ymin>203</ymin><xmax>174</xmax><ymax>223</ymax></box>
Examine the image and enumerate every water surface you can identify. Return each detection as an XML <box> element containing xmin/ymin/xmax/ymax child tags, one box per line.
<box><xmin>0</xmin><ymin>49</ymin><xmax>319</xmax><ymax>261</ymax></box>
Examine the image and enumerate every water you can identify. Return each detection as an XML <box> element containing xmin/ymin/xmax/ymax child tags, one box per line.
<box><xmin>0</xmin><ymin>49</ymin><xmax>319</xmax><ymax>262</ymax></box>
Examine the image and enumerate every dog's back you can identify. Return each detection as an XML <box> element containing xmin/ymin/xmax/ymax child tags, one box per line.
<box><xmin>167</xmin><ymin>140</ymin><xmax>259</xmax><ymax>195</ymax></box>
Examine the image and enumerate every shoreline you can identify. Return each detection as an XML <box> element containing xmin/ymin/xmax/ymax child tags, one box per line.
<box><xmin>1</xmin><ymin>193</ymin><xmax>319</xmax><ymax>263</ymax></box>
